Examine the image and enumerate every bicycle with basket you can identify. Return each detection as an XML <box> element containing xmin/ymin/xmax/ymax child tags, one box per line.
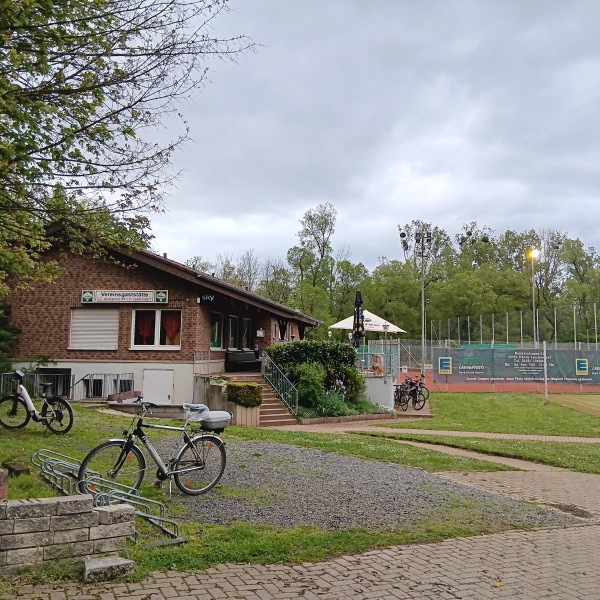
<box><xmin>77</xmin><ymin>398</ymin><xmax>231</xmax><ymax>496</ymax></box>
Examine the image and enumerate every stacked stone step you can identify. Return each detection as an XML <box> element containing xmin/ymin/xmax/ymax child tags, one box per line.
<box><xmin>229</xmin><ymin>373</ymin><xmax>297</xmax><ymax>427</ymax></box>
<box><xmin>0</xmin><ymin>495</ymin><xmax>135</xmax><ymax>577</ymax></box>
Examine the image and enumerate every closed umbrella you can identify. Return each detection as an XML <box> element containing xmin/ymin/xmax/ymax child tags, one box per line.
<box><xmin>352</xmin><ymin>290</ymin><xmax>365</xmax><ymax>348</ymax></box>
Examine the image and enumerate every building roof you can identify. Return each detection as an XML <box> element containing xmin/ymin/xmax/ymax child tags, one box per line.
<box><xmin>113</xmin><ymin>247</ymin><xmax>321</xmax><ymax>328</ymax></box>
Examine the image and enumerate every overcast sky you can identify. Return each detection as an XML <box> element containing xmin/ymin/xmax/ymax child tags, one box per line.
<box><xmin>150</xmin><ymin>0</ymin><xmax>600</xmax><ymax>271</ymax></box>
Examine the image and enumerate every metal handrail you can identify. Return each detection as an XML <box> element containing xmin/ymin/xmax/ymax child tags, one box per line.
<box><xmin>261</xmin><ymin>353</ymin><xmax>298</xmax><ymax>415</ymax></box>
<box><xmin>71</xmin><ymin>372</ymin><xmax>134</xmax><ymax>400</ymax></box>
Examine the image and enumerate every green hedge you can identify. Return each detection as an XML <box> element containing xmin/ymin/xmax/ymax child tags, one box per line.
<box><xmin>226</xmin><ymin>382</ymin><xmax>262</xmax><ymax>407</ymax></box>
<box><xmin>267</xmin><ymin>340</ymin><xmax>365</xmax><ymax>403</ymax></box>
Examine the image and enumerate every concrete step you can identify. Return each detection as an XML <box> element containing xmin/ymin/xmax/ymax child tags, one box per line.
<box><xmin>229</xmin><ymin>373</ymin><xmax>297</xmax><ymax>427</ymax></box>
<box><xmin>259</xmin><ymin>416</ymin><xmax>297</xmax><ymax>426</ymax></box>
<box><xmin>262</xmin><ymin>397</ymin><xmax>285</xmax><ymax>406</ymax></box>
<box><xmin>84</xmin><ymin>556</ymin><xmax>135</xmax><ymax>582</ymax></box>
<box><xmin>261</xmin><ymin>410</ymin><xmax>293</xmax><ymax>419</ymax></box>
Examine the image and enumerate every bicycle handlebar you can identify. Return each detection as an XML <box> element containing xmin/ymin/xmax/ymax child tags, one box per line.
<box><xmin>130</xmin><ymin>396</ymin><xmax>159</xmax><ymax>415</ymax></box>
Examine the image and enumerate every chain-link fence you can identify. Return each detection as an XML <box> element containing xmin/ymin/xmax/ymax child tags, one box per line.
<box><xmin>429</xmin><ymin>304</ymin><xmax>600</xmax><ymax>349</ymax></box>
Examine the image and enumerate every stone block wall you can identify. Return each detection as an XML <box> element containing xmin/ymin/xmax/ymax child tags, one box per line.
<box><xmin>0</xmin><ymin>495</ymin><xmax>135</xmax><ymax>576</ymax></box>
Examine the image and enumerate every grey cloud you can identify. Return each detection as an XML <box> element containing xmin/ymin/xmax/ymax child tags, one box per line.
<box><xmin>152</xmin><ymin>0</ymin><xmax>600</xmax><ymax>268</ymax></box>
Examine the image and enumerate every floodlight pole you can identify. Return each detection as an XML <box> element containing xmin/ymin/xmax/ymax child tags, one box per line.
<box><xmin>529</xmin><ymin>248</ymin><xmax>539</xmax><ymax>349</ymax></box>
<box><xmin>417</xmin><ymin>230</ymin><xmax>431</xmax><ymax>378</ymax></box>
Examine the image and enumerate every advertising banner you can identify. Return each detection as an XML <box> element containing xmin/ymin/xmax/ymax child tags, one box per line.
<box><xmin>433</xmin><ymin>347</ymin><xmax>600</xmax><ymax>384</ymax></box>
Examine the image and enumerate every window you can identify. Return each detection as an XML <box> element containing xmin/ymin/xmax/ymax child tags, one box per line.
<box><xmin>133</xmin><ymin>309</ymin><xmax>181</xmax><ymax>348</ymax></box>
<box><xmin>228</xmin><ymin>316</ymin><xmax>239</xmax><ymax>349</ymax></box>
<box><xmin>241</xmin><ymin>318</ymin><xmax>252</xmax><ymax>349</ymax></box>
<box><xmin>211</xmin><ymin>312</ymin><xmax>223</xmax><ymax>348</ymax></box>
<box><xmin>70</xmin><ymin>308</ymin><xmax>119</xmax><ymax>350</ymax></box>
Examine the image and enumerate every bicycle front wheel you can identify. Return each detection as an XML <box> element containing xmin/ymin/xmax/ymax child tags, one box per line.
<box><xmin>0</xmin><ymin>395</ymin><xmax>30</xmax><ymax>429</ymax></box>
<box><xmin>42</xmin><ymin>397</ymin><xmax>74</xmax><ymax>434</ymax></box>
<box><xmin>173</xmin><ymin>435</ymin><xmax>226</xmax><ymax>495</ymax></box>
<box><xmin>420</xmin><ymin>386</ymin><xmax>430</xmax><ymax>401</ymax></box>
<box><xmin>78</xmin><ymin>440</ymin><xmax>146</xmax><ymax>494</ymax></box>
<box><xmin>413</xmin><ymin>390</ymin><xmax>427</xmax><ymax>411</ymax></box>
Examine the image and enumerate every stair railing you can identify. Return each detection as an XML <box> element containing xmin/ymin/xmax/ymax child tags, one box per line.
<box><xmin>261</xmin><ymin>353</ymin><xmax>298</xmax><ymax>415</ymax></box>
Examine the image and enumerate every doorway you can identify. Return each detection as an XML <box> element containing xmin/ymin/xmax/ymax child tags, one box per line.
<box><xmin>142</xmin><ymin>369</ymin><xmax>175</xmax><ymax>405</ymax></box>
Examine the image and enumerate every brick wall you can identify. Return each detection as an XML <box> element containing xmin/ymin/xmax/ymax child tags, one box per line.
<box><xmin>9</xmin><ymin>252</ymin><xmax>215</xmax><ymax>363</ymax></box>
<box><xmin>0</xmin><ymin>496</ymin><xmax>135</xmax><ymax>576</ymax></box>
<box><xmin>7</xmin><ymin>250</ymin><xmax>310</xmax><ymax>369</ymax></box>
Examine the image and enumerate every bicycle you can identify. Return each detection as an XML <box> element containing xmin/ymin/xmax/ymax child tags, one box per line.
<box><xmin>0</xmin><ymin>369</ymin><xmax>74</xmax><ymax>434</ymax></box>
<box><xmin>77</xmin><ymin>398</ymin><xmax>229</xmax><ymax>496</ymax></box>
<box><xmin>394</xmin><ymin>378</ymin><xmax>411</xmax><ymax>411</ymax></box>
<box><xmin>409</xmin><ymin>374</ymin><xmax>429</xmax><ymax>410</ymax></box>
<box><xmin>394</xmin><ymin>375</ymin><xmax>429</xmax><ymax>411</ymax></box>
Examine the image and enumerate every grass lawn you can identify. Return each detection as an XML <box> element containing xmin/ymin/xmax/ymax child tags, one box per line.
<box><xmin>369</xmin><ymin>433</ymin><xmax>600</xmax><ymax>473</ymax></box>
<box><xmin>369</xmin><ymin>391</ymin><xmax>600</xmax><ymax>472</ymax></box>
<box><xmin>1</xmin><ymin>395</ymin><xmax>597</xmax><ymax>588</ymax></box>
<box><xmin>382</xmin><ymin>392</ymin><xmax>600</xmax><ymax>436</ymax></box>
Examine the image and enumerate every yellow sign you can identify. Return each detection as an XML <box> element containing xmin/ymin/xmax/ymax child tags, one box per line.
<box><xmin>438</xmin><ymin>356</ymin><xmax>452</xmax><ymax>375</ymax></box>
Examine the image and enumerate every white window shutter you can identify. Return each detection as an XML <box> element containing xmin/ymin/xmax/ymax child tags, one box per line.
<box><xmin>70</xmin><ymin>309</ymin><xmax>119</xmax><ymax>350</ymax></box>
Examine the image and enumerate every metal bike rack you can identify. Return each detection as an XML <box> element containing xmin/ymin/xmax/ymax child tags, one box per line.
<box><xmin>31</xmin><ymin>449</ymin><xmax>186</xmax><ymax>545</ymax></box>
<box><xmin>30</xmin><ymin>449</ymin><xmax>83</xmax><ymax>496</ymax></box>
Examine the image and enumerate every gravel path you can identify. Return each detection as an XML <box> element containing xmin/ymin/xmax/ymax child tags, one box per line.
<box><xmin>167</xmin><ymin>440</ymin><xmax>579</xmax><ymax>532</ymax></box>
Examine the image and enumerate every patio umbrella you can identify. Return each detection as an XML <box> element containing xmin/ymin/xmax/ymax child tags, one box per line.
<box><xmin>352</xmin><ymin>290</ymin><xmax>365</xmax><ymax>348</ymax></box>
<box><xmin>329</xmin><ymin>310</ymin><xmax>406</xmax><ymax>334</ymax></box>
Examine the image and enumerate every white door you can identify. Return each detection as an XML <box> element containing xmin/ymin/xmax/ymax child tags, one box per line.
<box><xmin>142</xmin><ymin>369</ymin><xmax>175</xmax><ymax>405</ymax></box>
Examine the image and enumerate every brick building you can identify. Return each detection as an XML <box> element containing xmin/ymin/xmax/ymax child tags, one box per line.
<box><xmin>6</xmin><ymin>247</ymin><xmax>320</xmax><ymax>405</ymax></box>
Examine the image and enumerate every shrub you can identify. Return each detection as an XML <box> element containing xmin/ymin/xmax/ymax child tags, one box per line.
<box><xmin>268</xmin><ymin>340</ymin><xmax>356</xmax><ymax>376</ymax></box>
<box><xmin>332</xmin><ymin>364</ymin><xmax>367</xmax><ymax>404</ymax></box>
<box><xmin>314</xmin><ymin>390</ymin><xmax>347</xmax><ymax>417</ymax></box>
<box><xmin>226</xmin><ymin>382</ymin><xmax>262</xmax><ymax>407</ymax></box>
<box><xmin>293</xmin><ymin>362</ymin><xmax>326</xmax><ymax>408</ymax></box>
<box><xmin>268</xmin><ymin>340</ymin><xmax>365</xmax><ymax>405</ymax></box>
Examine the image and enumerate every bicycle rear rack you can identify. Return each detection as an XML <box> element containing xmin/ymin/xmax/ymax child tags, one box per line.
<box><xmin>31</xmin><ymin>449</ymin><xmax>186</xmax><ymax>545</ymax></box>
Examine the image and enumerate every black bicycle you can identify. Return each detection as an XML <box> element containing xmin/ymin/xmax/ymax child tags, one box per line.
<box><xmin>394</xmin><ymin>375</ymin><xmax>429</xmax><ymax>411</ymax></box>
<box><xmin>394</xmin><ymin>378</ymin><xmax>411</xmax><ymax>411</ymax></box>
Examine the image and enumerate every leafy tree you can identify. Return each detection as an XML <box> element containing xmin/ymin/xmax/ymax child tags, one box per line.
<box><xmin>288</xmin><ymin>203</ymin><xmax>337</xmax><ymax>315</ymax></box>
<box><xmin>235</xmin><ymin>249</ymin><xmax>261</xmax><ymax>292</ymax></box>
<box><xmin>185</xmin><ymin>210</ymin><xmax>600</xmax><ymax>346</ymax></box>
<box><xmin>0</xmin><ymin>0</ymin><xmax>253</xmax><ymax>293</ymax></box>
<box><xmin>213</xmin><ymin>253</ymin><xmax>236</xmax><ymax>281</ymax></box>
<box><xmin>186</xmin><ymin>256</ymin><xmax>215</xmax><ymax>273</ymax></box>
<box><xmin>257</xmin><ymin>258</ymin><xmax>295</xmax><ymax>304</ymax></box>
<box><xmin>363</xmin><ymin>258</ymin><xmax>420</xmax><ymax>338</ymax></box>
<box><xmin>559</xmin><ymin>238</ymin><xmax>600</xmax><ymax>341</ymax></box>
<box><xmin>330</xmin><ymin>259</ymin><xmax>369</xmax><ymax>321</ymax></box>
<box><xmin>297</xmin><ymin>202</ymin><xmax>337</xmax><ymax>288</ymax></box>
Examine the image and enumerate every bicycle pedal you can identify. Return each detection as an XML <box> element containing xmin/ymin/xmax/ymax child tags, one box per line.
<box><xmin>154</xmin><ymin>480</ymin><xmax>163</xmax><ymax>489</ymax></box>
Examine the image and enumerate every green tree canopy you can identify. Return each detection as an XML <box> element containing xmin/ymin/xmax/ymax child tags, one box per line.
<box><xmin>0</xmin><ymin>0</ymin><xmax>252</xmax><ymax>293</ymax></box>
